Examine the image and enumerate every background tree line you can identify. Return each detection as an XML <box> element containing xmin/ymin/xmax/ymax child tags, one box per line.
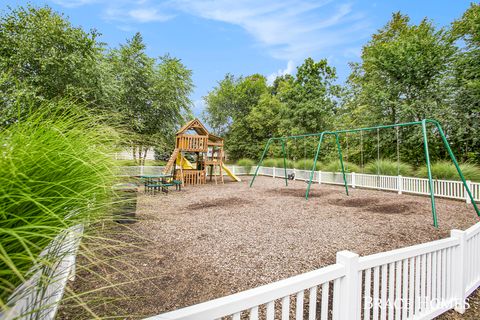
<box><xmin>0</xmin><ymin>5</ymin><xmax>194</xmax><ymax>165</ymax></box>
<box><xmin>203</xmin><ymin>4</ymin><xmax>480</xmax><ymax>169</ymax></box>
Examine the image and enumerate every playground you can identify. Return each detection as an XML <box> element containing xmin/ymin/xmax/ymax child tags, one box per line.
<box><xmin>66</xmin><ymin>176</ymin><xmax>478</xmax><ymax>318</ymax></box>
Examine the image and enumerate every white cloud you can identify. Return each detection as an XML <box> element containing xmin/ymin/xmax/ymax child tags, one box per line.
<box><xmin>128</xmin><ymin>8</ymin><xmax>173</xmax><ymax>22</ymax></box>
<box><xmin>267</xmin><ymin>60</ymin><xmax>296</xmax><ymax>84</ymax></box>
<box><xmin>49</xmin><ymin>0</ymin><xmax>370</xmax><ymax>61</ymax></box>
<box><xmin>170</xmin><ymin>0</ymin><xmax>370</xmax><ymax>60</ymax></box>
<box><xmin>50</xmin><ymin>0</ymin><xmax>98</xmax><ymax>8</ymax></box>
<box><xmin>103</xmin><ymin>4</ymin><xmax>175</xmax><ymax>24</ymax></box>
<box><xmin>51</xmin><ymin>0</ymin><xmax>175</xmax><ymax>24</ymax></box>
<box><xmin>192</xmin><ymin>99</ymin><xmax>205</xmax><ymax>117</ymax></box>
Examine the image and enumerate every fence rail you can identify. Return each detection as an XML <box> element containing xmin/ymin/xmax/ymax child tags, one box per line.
<box><xmin>149</xmin><ymin>223</ymin><xmax>480</xmax><ymax>320</ymax></box>
<box><xmin>255</xmin><ymin>166</ymin><xmax>480</xmax><ymax>203</ymax></box>
<box><xmin>116</xmin><ymin>165</ymin><xmax>480</xmax><ymax>203</ymax></box>
<box><xmin>1</xmin><ymin>225</ymin><xmax>83</xmax><ymax>320</ymax></box>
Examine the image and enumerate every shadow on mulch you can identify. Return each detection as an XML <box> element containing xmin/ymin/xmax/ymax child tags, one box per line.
<box><xmin>330</xmin><ymin>197</ymin><xmax>417</xmax><ymax>215</ymax></box>
<box><xmin>266</xmin><ymin>187</ymin><xmax>336</xmax><ymax>198</ymax></box>
<box><xmin>186</xmin><ymin>197</ymin><xmax>251</xmax><ymax>210</ymax></box>
<box><xmin>368</xmin><ymin>202</ymin><xmax>417</xmax><ymax>215</ymax></box>
<box><xmin>329</xmin><ymin>197</ymin><xmax>377</xmax><ymax>207</ymax></box>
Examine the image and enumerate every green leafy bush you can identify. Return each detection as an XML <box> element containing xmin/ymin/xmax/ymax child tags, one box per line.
<box><xmin>294</xmin><ymin>159</ymin><xmax>322</xmax><ymax>170</ymax></box>
<box><xmin>416</xmin><ymin>161</ymin><xmax>480</xmax><ymax>182</ymax></box>
<box><xmin>364</xmin><ymin>159</ymin><xmax>414</xmax><ymax>176</ymax></box>
<box><xmin>322</xmin><ymin>160</ymin><xmax>360</xmax><ymax>173</ymax></box>
<box><xmin>0</xmin><ymin>100</ymin><xmax>116</xmax><ymax>302</ymax></box>
<box><xmin>262</xmin><ymin>158</ymin><xmax>277</xmax><ymax>167</ymax></box>
<box><xmin>236</xmin><ymin>158</ymin><xmax>255</xmax><ymax>172</ymax></box>
<box><xmin>259</xmin><ymin>158</ymin><xmax>295</xmax><ymax>168</ymax></box>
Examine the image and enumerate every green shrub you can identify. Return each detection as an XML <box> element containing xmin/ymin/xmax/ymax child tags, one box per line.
<box><xmin>260</xmin><ymin>158</ymin><xmax>294</xmax><ymax>168</ymax></box>
<box><xmin>364</xmin><ymin>159</ymin><xmax>414</xmax><ymax>176</ymax></box>
<box><xmin>0</xmin><ymin>101</ymin><xmax>116</xmax><ymax>302</ymax></box>
<box><xmin>236</xmin><ymin>158</ymin><xmax>255</xmax><ymax>172</ymax></box>
<box><xmin>262</xmin><ymin>158</ymin><xmax>277</xmax><ymax>167</ymax></box>
<box><xmin>322</xmin><ymin>160</ymin><xmax>360</xmax><ymax>173</ymax></box>
<box><xmin>294</xmin><ymin>158</ymin><xmax>322</xmax><ymax>170</ymax></box>
<box><xmin>116</xmin><ymin>159</ymin><xmax>166</xmax><ymax>166</ymax></box>
<box><xmin>416</xmin><ymin>161</ymin><xmax>480</xmax><ymax>182</ymax></box>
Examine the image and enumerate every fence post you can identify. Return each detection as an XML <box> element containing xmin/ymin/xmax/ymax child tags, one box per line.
<box><xmin>398</xmin><ymin>175</ymin><xmax>403</xmax><ymax>195</ymax></box>
<box><xmin>140</xmin><ymin>165</ymin><xmax>144</xmax><ymax>176</ymax></box>
<box><xmin>352</xmin><ymin>172</ymin><xmax>356</xmax><ymax>188</ymax></box>
<box><xmin>465</xmin><ymin>180</ymin><xmax>472</xmax><ymax>204</ymax></box>
<box><xmin>451</xmin><ymin>229</ymin><xmax>467</xmax><ymax>313</ymax></box>
<box><xmin>273</xmin><ymin>167</ymin><xmax>276</xmax><ymax>178</ymax></box>
<box><xmin>318</xmin><ymin>171</ymin><xmax>322</xmax><ymax>185</ymax></box>
<box><xmin>293</xmin><ymin>168</ymin><xmax>296</xmax><ymax>180</ymax></box>
<box><xmin>337</xmin><ymin>250</ymin><xmax>360</xmax><ymax>320</ymax></box>
<box><xmin>232</xmin><ymin>165</ymin><xmax>236</xmax><ymax>175</ymax></box>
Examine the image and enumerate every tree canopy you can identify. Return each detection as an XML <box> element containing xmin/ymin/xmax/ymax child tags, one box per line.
<box><xmin>0</xmin><ymin>6</ymin><xmax>193</xmax><ymax>163</ymax></box>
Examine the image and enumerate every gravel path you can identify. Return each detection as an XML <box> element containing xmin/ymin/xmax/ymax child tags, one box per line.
<box><xmin>61</xmin><ymin>176</ymin><xmax>479</xmax><ymax>319</ymax></box>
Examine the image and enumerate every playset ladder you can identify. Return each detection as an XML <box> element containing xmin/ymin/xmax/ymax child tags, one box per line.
<box><xmin>163</xmin><ymin>148</ymin><xmax>179</xmax><ymax>174</ymax></box>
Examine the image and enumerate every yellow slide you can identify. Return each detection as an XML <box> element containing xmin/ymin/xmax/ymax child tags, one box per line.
<box><xmin>222</xmin><ymin>164</ymin><xmax>241</xmax><ymax>182</ymax></box>
<box><xmin>176</xmin><ymin>153</ymin><xmax>194</xmax><ymax>169</ymax></box>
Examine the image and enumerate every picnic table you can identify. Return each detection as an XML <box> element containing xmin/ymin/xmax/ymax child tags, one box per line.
<box><xmin>137</xmin><ymin>174</ymin><xmax>182</xmax><ymax>194</ymax></box>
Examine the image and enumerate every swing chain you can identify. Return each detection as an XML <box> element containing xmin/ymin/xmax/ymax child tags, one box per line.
<box><xmin>377</xmin><ymin>128</ymin><xmax>380</xmax><ymax>176</ymax></box>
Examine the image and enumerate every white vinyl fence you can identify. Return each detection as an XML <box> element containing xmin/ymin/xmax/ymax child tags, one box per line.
<box><xmin>116</xmin><ymin>165</ymin><xmax>480</xmax><ymax>203</ymax></box>
<box><xmin>256</xmin><ymin>166</ymin><xmax>480</xmax><ymax>203</ymax></box>
<box><xmin>1</xmin><ymin>225</ymin><xmax>83</xmax><ymax>320</ymax></box>
<box><xmin>148</xmin><ymin>222</ymin><xmax>480</xmax><ymax>320</ymax></box>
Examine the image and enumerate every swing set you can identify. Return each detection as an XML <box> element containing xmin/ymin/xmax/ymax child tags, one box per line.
<box><xmin>250</xmin><ymin>119</ymin><xmax>480</xmax><ymax>228</ymax></box>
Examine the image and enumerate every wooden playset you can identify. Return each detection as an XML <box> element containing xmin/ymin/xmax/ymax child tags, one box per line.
<box><xmin>163</xmin><ymin>119</ymin><xmax>240</xmax><ymax>185</ymax></box>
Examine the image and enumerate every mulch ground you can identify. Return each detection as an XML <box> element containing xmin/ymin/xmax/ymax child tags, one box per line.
<box><xmin>59</xmin><ymin>176</ymin><xmax>480</xmax><ymax>319</ymax></box>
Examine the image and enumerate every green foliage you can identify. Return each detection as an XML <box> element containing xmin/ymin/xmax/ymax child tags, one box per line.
<box><xmin>0</xmin><ymin>100</ymin><xmax>116</xmax><ymax>303</ymax></box>
<box><xmin>343</xmin><ymin>12</ymin><xmax>457</xmax><ymax>164</ymax></box>
<box><xmin>203</xmin><ymin>58</ymin><xmax>339</xmax><ymax>161</ymax></box>
<box><xmin>294</xmin><ymin>159</ymin><xmax>322</xmax><ymax>170</ymax></box>
<box><xmin>416</xmin><ymin>161</ymin><xmax>480</xmax><ymax>182</ymax></box>
<box><xmin>261</xmin><ymin>158</ymin><xmax>295</xmax><ymax>168</ymax></box>
<box><xmin>450</xmin><ymin>3</ymin><xmax>480</xmax><ymax>162</ymax></box>
<box><xmin>108</xmin><ymin>33</ymin><xmax>193</xmax><ymax>164</ymax></box>
<box><xmin>262</xmin><ymin>158</ymin><xmax>277</xmax><ymax>167</ymax></box>
<box><xmin>364</xmin><ymin>159</ymin><xmax>414</xmax><ymax>176</ymax></box>
<box><xmin>0</xmin><ymin>6</ymin><xmax>105</xmax><ymax>122</ymax></box>
<box><xmin>322</xmin><ymin>160</ymin><xmax>360</xmax><ymax>173</ymax></box>
<box><xmin>0</xmin><ymin>6</ymin><xmax>193</xmax><ymax>165</ymax></box>
<box><xmin>115</xmin><ymin>159</ymin><xmax>166</xmax><ymax>166</ymax></box>
<box><xmin>279</xmin><ymin>58</ymin><xmax>340</xmax><ymax>134</ymax></box>
<box><xmin>236</xmin><ymin>158</ymin><xmax>255</xmax><ymax>172</ymax></box>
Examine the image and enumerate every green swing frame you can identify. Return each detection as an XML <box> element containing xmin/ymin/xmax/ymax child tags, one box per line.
<box><xmin>249</xmin><ymin>119</ymin><xmax>480</xmax><ymax>228</ymax></box>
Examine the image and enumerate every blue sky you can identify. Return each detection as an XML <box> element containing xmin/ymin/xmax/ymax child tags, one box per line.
<box><xmin>0</xmin><ymin>0</ymin><xmax>473</xmax><ymax>117</ymax></box>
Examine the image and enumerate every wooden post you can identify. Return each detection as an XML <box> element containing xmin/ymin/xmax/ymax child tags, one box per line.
<box><xmin>273</xmin><ymin>167</ymin><xmax>276</xmax><ymax>179</ymax></box>
<box><xmin>352</xmin><ymin>172</ymin><xmax>356</xmax><ymax>189</ymax></box>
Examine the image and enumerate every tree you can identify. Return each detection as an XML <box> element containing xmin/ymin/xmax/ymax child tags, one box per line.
<box><xmin>109</xmin><ymin>33</ymin><xmax>193</xmax><ymax>164</ymax></box>
<box><xmin>451</xmin><ymin>3</ymin><xmax>480</xmax><ymax>161</ymax></box>
<box><xmin>0</xmin><ymin>5</ymin><xmax>105</xmax><ymax>123</ymax></box>
<box><xmin>344</xmin><ymin>12</ymin><xmax>457</xmax><ymax>164</ymax></box>
<box><xmin>203</xmin><ymin>74</ymin><xmax>268</xmax><ymax>136</ymax></box>
<box><xmin>203</xmin><ymin>59</ymin><xmax>340</xmax><ymax>161</ymax></box>
<box><xmin>278</xmin><ymin>58</ymin><xmax>340</xmax><ymax>136</ymax></box>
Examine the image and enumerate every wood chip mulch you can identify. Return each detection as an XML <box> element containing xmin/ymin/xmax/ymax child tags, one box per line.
<box><xmin>58</xmin><ymin>176</ymin><xmax>480</xmax><ymax>319</ymax></box>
